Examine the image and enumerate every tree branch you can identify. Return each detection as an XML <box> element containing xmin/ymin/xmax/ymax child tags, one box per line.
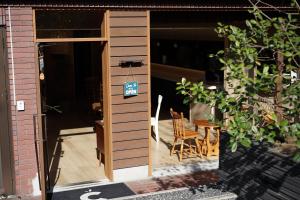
<box><xmin>248</xmin><ymin>0</ymin><xmax>272</xmax><ymax>20</ymax></box>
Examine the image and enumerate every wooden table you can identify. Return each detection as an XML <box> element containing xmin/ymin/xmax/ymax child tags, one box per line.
<box><xmin>193</xmin><ymin>119</ymin><xmax>221</xmax><ymax>158</ymax></box>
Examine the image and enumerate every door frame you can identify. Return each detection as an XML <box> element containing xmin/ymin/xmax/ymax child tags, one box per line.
<box><xmin>32</xmin><ymin>9</ymin><xmax>113</xmax><ymax>197</ymax></box>
<box><xmin>0</xmin><ymin>26</ymin><xmax>14</xmax><ymax>195</ymax></box>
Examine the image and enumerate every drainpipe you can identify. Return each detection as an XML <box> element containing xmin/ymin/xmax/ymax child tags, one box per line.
<box><xmin>8</xmin><ymin>7</ymin><xmax>16</xmax><ymax>106</ymax></box>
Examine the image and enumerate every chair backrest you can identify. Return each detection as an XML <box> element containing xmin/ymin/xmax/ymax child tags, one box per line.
<box><xmin>170</xmin><ymin>108</ymin><xmax>185</xmax><ymax>137</ymax></box>
<box><xmin>155</xmin><ymin>95</ymin><xmax>163</xmax><ymax>121</ymax></box>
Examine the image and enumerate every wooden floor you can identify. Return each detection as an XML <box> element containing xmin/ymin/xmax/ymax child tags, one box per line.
<box><xmin>46</xmin><ymin>112</ymin><xmax>106</xmax><ymax>187</ymax></box>
<box><xmin>152</xmin><ymin>118</ymin><xmax>218</xmax><ymax>169</ymax></box>
<box><xmin>51</xmin><ymin>129</ymin><xmax>105</xmax><ymax>186</ymax></box>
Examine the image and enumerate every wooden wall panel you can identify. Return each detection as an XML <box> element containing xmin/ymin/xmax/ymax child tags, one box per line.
<box><xmin>112</xmin><ymin>121</ymin><xmax>148</xmax><ymax>133</ymax></box>
<box><xmin>110</xmin><ymin>17</ymin><xmax>147</xmax><ymax>27</ymax></box>
<box><xmin>111</xmin><ymin>93</ymin><xmax>148</xmax><ymax>105</ymax></box>
<box><xmin>112</xmin><ymin>111</ymin><xmax>148</xmax><ymax>123</ymax></box>
<box><xmin>110</xmin><ymin>12</ymin><xmax>147</xmax><ymax>17</ymax></box>
<box><xmin>110</xmin><ymin>55</ymin><xmax>148</xmax><ymax>66</ymax></box>
<box><xmin>110</xmin><ymin>37</ymin><xmax>147</xmax><ymax>47</ymax></box>
<box><xmin>113</xmin><ymin>157</ymin><xmax>148</xmax><ymax>169</ymax></box>
<box><xmin>109</xmin><ymin>11</ymin><xmax>150</xmax><ymax>170</ymax></box>
<box><xmin>111</xmin><ymin>66</ymin><xmax>147</xmax><ymax>76</ymax></box>
<box><xmin>111</xmin><ymin>84</ymin><xmax>147</xmax><ymax>95</ymax></box>
<box><xmin>112</xmin><ymin>102</ymin><xmax>148</xmax><ymax>114</ymax></box>
<box><xmin>113</xmin><ymin>139</ymin><xmax>148</xmax><ymax>151</ymax></box>
<box><xmin>110</xmin><ymin>27</ymin><xmax>147</xmax><ymax>37</ymax></box>
<box><xmin>113</xmin><ymin>148</ymin><xmax>148</xmax><ymax>160</ymax></box>
<box><xmin>112</xmin><ymin>130</ymin><xmax>148</xmax><ymax>142</ymax></box>
<box><xmin>110</xmin><ymin>46</ymin><xmax>147</xmax><ymax>57</ymax></box>
<box><xmin>111</xmin><ymin>74</ymin><xmax>148</xmax><ymax>85</ymax></box>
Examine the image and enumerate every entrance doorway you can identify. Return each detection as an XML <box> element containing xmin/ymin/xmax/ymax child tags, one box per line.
<box><xmin>0</xmin><ymin>27</ymin><xmax>14</xmax><ymax>195</ymax></box>
<box><xmin>38</xmin><ymin>42</ymin><xmax>106</xmax><ymax>188</ymax></box>
<box><xmin>34</xmin><ymin>9</ymin><xmax>112</xmax><ymax>192</ymax></box>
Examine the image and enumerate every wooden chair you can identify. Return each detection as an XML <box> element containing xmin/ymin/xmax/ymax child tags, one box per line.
<box><xmin>170</xmin><ymin>108</ymin><xmax>202</xmax><ymax>161</ymax></box>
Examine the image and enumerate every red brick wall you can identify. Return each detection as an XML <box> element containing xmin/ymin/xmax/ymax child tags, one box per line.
<box><xmin>4</xmin><ymin>7</ymin><xmax>40</xmax><ymax>198</ymax></box>
<box><xmin>0</xmin><ymin>8</ymin><xmax>5</xmax><ymax>25</ymax></box>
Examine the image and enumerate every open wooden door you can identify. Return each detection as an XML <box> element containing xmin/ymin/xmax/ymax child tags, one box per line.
<box><xmin>0</xmin><ymin>27</ymin><xmax>14</xmax><ymax>195</ymax></box>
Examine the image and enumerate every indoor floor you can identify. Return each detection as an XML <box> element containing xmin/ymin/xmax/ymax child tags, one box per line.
<box><xmin>46</xmin><ymin>111</ymin><xmax>106</xmax><ymax>188</ymax></box>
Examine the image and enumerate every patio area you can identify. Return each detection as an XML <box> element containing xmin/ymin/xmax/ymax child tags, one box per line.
<box><xmin>151</xmin><ymin>118</ymin><xmax>219</xmax><ymax>177</ymax></box>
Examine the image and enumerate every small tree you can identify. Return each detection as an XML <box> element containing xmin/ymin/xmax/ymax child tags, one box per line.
<box><xmin>176</xmin><ymin>0</ymin><xmax>300</xmax><ymax>159</ymax></box>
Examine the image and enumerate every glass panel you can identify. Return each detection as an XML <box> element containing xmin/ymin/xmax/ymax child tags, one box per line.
<box><xmin>36</xmin><ymin>10</ymin><xmax>104</xmax><ymax>38</ymax></box>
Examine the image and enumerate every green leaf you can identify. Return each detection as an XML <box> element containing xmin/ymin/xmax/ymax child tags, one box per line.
<box><xmin>192</xmin><ymin>90</ymin><xmax>198</xmax><ymax>96</ymax></box>
<box><xmin>293</xmin><ymin>152</ymin><xmax>300</xmax><ymax>163</ymax></box>
<box><xmin>183</xmin><ymin>98</ymin><xmax>190</xmax><ymax>105</ymax></box>
<box><xmin>270</xmin><ymin>113</ymin><xmax>277</xmax><ymax>122</ymax></box>
<box><xmin>231</xmin><ymin>142</ymin><xmax>238</xmax><ymax>152</ymax></box>
<box><xmin>176</xmin><ymin>86</ymin><xmax>183</xmax><ymax>90</ymax></box>
<box><xmin>279</xmin><ymin>120</ymin><xmax>289</xmax><ymax>127</ymax></box>
<box><xmin>267</xmin><ymin>137</ymin><xmax>275</xmax><ymax>144</ymax></box>
<box><xmin>240</xmin><ymin>138</ymin><xmax>252</xmax><ymax>148</ymax></box>
<box><xmin>263</xmin><ymin>66</ymin><xmax>269</xmax><ymax>75</ymax></box>
<box><xmin>284</xmin><ymin>52</ymin><xmax>293</xmax><ymax>57</ymax></box>
<box><xmin>252</xmin><ymin>125</ymin><xmax>258</xmax><ymax>133</ymax></box>
<box><xmin>246</xmin><ymin>20</ymin><xmax>252</xmax><ymax>28</ymax></box>
<box><xmin>228</xmin><ymin>35</ymin><xmax>235</xmax><ymax>41</ymax></box>
<box><xmin>181</xmin><ymin>77</ymin><xmax>186</xmax><ymax>85</ymax></box>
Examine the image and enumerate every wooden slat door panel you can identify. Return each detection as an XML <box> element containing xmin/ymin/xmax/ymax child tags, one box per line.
<box><xmin>0</xmin><ymin>27</ymin><xmax>13</xmax><ymax>195</ymax></box>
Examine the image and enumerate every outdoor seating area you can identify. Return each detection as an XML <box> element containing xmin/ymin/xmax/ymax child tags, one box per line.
<box><xmin>152</xmin><ymin>112</ymin><xmax>220</xmax><ymax>171</ymax></box>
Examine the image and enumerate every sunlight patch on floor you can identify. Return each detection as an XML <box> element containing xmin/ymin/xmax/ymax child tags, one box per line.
<box><xmin>59</xmin><ymin>127</ymin><xmax>94</xmax><ymax>135</ymax></box>
<box><xmin>152</xmin><ymin>119</ymin><xmax>219</xmax><ymax>175</ymax></box>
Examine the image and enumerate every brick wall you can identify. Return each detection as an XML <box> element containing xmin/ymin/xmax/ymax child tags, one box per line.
<box><xmin>5</xmin><ymin>7</ymin><xmax>39</xmax><ymax>198</ymax></box>
<box><xmin>0</xmin><ymin>8</ymin><xmax>5</xmax><ymax>25</ymax></box>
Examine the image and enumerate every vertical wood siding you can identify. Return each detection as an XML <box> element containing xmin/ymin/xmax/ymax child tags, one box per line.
<box><xmin>5</xmin><ymin>7</ymin><xmax>38</xmax><ymax>196</ymax></box>
<box><xmin>109</xmin><ymin>11</ymin><xmax>150</xmax><ymax>170</ymax></box>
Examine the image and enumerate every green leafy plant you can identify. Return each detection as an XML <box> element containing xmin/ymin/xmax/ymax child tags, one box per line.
<box><xmin>176</xmin><ymin>0</ymin><xmax>300</xmax><ymax>160</ymax></box>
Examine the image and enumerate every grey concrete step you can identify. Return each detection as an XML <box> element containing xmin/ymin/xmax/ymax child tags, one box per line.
<box><xmin>112</xmin><ymin>187</ymin><xmax>237</xmax><ymax>200</ymax></box>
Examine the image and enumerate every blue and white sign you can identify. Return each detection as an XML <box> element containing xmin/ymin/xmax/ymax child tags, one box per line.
<box><xmin>124</xmin><ymin>81</ymin><xmax>139</xmax><ymax>97</ymax></box>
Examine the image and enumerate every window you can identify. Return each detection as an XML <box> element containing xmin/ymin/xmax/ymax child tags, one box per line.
<box><xmin>35</xmin><ymin>10</ymin><xmax>105</xmax><ymax>39</ymax></box>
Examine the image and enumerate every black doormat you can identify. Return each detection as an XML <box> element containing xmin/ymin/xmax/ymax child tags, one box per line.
<box><xmin>47</xmin><ymin>183</ymin><xmax>135</xmax><ymax>200</ymax></box>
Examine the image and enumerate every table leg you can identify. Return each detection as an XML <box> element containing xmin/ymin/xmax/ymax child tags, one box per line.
<box><xmin>206</xmin><ymin>127</ymin><xmax>212</xmax><ymax>158</ymax></box>
<box><xmin>214</xmin><ymin>128</ymin><xmax>220</xmax><ymax>156</ymax></box>
<box><xmin>179</xmin><ymin>140</ymin><xmax>184</xmax><ymax>161</ymax></box>
<box><xmin>195</xmin><ymin>137</ymin><xmax>202</xmax><ymax>158</ymax></box>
